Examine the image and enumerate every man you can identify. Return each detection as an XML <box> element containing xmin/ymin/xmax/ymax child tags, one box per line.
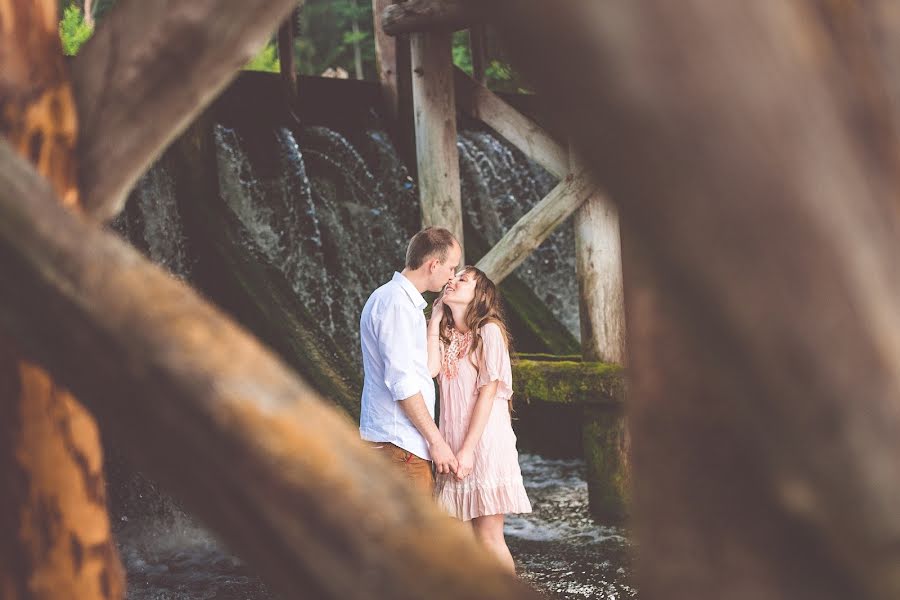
<box><xmin>359</xmin><ymin>227</ymin><xmax>462</xmax><ymax>495</ymax></box>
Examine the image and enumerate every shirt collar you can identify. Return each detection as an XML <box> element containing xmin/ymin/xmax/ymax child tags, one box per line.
<box><xmin>392</xmin><ymin>272</ymin><xmax>427</xmax><ymax>311</ymax></box>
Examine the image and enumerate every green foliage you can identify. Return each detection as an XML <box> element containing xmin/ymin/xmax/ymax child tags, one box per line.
<box><xmin>55</xmin><ymin>0</ymin><xmax>527</xmax><ymax>91</ymax></box>
<box><xmin>450</xmin><ymin>30</ymin><xmax>526</xmax><ymax>93</ymax></box>
<box><xmin>452</xmin><ymin>31</ymin><xmax>473</xmax><ymax>75</ymax></box>
<box><xmin>59</xmin><ymin>4</ymin><xmax>93</xmax><ymax>56</ymax></box>
<box><xmin>244</xmin><ymin>40</ymin><xmax>280</xmax><ymax>73</ymax></box>
<box><xmin>295</xmin><ymin>0</ymin><xmax>375</xmax><ymax>78</ymax></box>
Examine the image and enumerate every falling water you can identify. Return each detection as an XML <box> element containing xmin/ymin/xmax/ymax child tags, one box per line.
<box><xmin>213</xmin><ymin>124</ymin><xmax>420</xmax><ymax>361</ymax></box>
<box><xmin>458</xmin><ymin>130</ymin><xmax>581</xmax><ymax>339</ymax></box>
<box><xmin>115</xmin><ymin>163</ymin><xmax>192</xmax><ymax>280</ymax></box>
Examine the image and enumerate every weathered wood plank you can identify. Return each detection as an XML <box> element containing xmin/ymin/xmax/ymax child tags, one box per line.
<box><xmin>571</xmin><ymin>150</ymin><xmax>625</xmax><ymax>365</ymax></box>
<box><xmin>0</xmin><ymin>139</ymin><xmax>540</xmax><ymax>600</ymax></box>
<box><xmin>71</xmin><ymin>0</ymin><xmax>303</xmax><ymax>223</ymax></box>
<box><xmin>374</xmin><ymin>0</ymin><xmax>400</xmax><ymax>122</ymax></box>
<box><xmin>277</xmin><ymin>7</ymin><xmax>299</xmax><ymax>111</ymax></box>
<box><xmin>454</xmin><ymin>67</ymin><xmax>568</xmax><ymax>179</ymax></box>
<box><xmin>0</xmin><ymin>2</ymin><xmax>125</xmax><ymax>598</ymax></box>
<box><xmin>382</xmin><ymin>0</ymin><xmax>479</xmax><ymax>35</ymax></box>
<box><xmin>411</xmin><ymin>31</ymin><xmax>464</xmax><ymax>253</ymax></box>
<box><xmin>476</xmin><ymin>171</ymin><xmax>594</xmax><ymax>284</ymax></box>
<box><xmin>470</xmin><ymin>25</ymin><xmax>487</xmax><ymax>86</ymax></box>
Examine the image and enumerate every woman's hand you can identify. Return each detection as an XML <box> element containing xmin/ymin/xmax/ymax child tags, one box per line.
<box><xmin>455</xmin><ymin>446</ymin><xmax>475</xmax><ymax>480</ymax></box>
<box><xmin>429</xmin><ymin>294</ymin><xmax>445</xmax><ymax>330</ymax></box>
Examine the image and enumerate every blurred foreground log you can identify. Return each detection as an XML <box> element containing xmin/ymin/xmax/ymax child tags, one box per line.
<box><xmin>478</xmin><ymin>1</ymin><xmax>900</xmax><ymax>598</ymax></box>
<box><xmin>0</xmin><ymin>1</ymin><xmax>124</xmax><ymax>598</ymax></box>
<box><xmin>72</xmin><ymin>0</ymin><xmax>303</xmax><ymax>223</ymax></box>
<box><xmin>0</xmin><ymin>140</ymin><xmax>539</xmax><ymax>600</ymax></box>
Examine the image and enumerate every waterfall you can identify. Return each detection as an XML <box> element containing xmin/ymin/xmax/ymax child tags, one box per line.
<box><xmin>212</xmin><ymin>124</ymin><xmax>582</xmax><ymax>358</ymax></box>
<box><xmin>115</xmin><ymin>162</ymin><xmax>192</xmax><ymax>280</ymax></box>
<box><xmin>458</xmin><ymin>131</ymin><xmax>580</xmax><ymax>339</ymax></box>
<box><xmin>213</xmin><ymin>125</ymin><xmax>420</xmax><ymax>362</ymax></box>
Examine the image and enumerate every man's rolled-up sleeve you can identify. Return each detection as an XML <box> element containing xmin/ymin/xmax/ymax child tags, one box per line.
<box><xmin>375</xmin><ymin>304</ymin><xmax>422</xmax><ymax>401</ymax></box>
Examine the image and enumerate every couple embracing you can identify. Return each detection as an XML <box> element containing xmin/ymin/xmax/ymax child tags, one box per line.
<box><xmin>359</xmin><ymin>227</ymin><xmax>532</xmax><ymax>572</ymax></box>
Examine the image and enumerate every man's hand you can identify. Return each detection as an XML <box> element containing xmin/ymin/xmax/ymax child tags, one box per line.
<box><xmin>429</xmin><ymin>437</ymin><xmax>458</xmax><ymax>475</ymax></box>
<box><xmin>455</xmin><ymin>446</ymin><xmax>474</xmax><ymax>480</ymax></box>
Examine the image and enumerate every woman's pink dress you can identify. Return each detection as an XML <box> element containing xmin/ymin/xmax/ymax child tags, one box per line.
<box><xmin>435</xmin><ymin>322</ymin><xmax>532</xmax><ymax>521</ymax></box>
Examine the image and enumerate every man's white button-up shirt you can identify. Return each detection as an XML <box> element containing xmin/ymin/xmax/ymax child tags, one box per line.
<box><xmin>359</xmin><ymin>271</ymin><xmax>435</xmax><ymax>460</ymax></box>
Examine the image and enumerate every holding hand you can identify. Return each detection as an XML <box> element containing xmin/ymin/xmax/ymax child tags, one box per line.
<box><xmin>455</xmin><ymin>447</ymin><xmax>474</xmax><ymax>480</ymax></box>
<box><xmin>430</xmin><ymin>437</ymin><xmax>458</xmax><ymax>475</ymax></box>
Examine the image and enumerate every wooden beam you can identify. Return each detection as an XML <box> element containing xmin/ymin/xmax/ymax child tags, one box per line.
<box><xmin>374</xmin><ymin>0</ymin><xmax>400</xmax><ymax>122</ymax></box>
<box><xmin>277</xmin><ymin>7</ymin><xmax>299</xmax><ymax>112</ymax></box>
<box><xmin>412</xmin><ymin>31</ymin><xmax>464</xmax><ymax>254</ymax></box>
<box><xmin>382</xmin><ymin>0</ymin><xmax>479</xmax><ymax>36</ymax></box>
<box><xmin>571</xmin><ymin>150</ymin><xmax>625</xmax><ymax>365</ymax></box>
<box><xmin>0</xmin><ymin>2</ymin><xmax>125</xmax><ymax>598</ymax></box>
<box><xmin>470</xmin><ymin>25</ymin><xmax>488</xmax><ymax>86</ymax></box>
<box><xmin>71</xmin><ymin>0</ymin><xmax>303</xmax><ymax>223</ymax></box>
<box><xmin>454</xmin><ymin>67</ymin><xmax>568</xmax><ymax>179</ymax></box>
<box><xmin>0</xmin><ymin>139</ymin><xmax>540</xmax><ymax>600</ymax></box>
<box><xmin>476</xmin><ymin>171</ymin><xmax>594</xmax><ymax>284</ymax></box>
<box><xmin>481</xmin><ymin>0</ymin><xmax>900</xmax><ymax>597</ymax></box>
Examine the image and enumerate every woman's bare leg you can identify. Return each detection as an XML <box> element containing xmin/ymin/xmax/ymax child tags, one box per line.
<box><xmin>471</xmin><ymin>514</ymin><xmax>515</xmax><ymax>573</ymax></box>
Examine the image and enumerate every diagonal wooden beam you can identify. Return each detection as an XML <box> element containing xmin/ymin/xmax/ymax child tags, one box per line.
<box><xmin>454</xmin><ymin>67</ymin><xmax>568</xmax><ymax>179</ymax></box>
<box><xmin>476</xmin><ymin>170</ymin><xmax>596</xmax><ymax>284</ymax></box>
<box><xmin>71</xmin><ymin>0</ymin><xmax>303</xmax><ymax>223</ymax></box>
<box><xmin>0</xmin><ymin>138</ymin><xmax>539</xmax><ymax>600</ymax></box>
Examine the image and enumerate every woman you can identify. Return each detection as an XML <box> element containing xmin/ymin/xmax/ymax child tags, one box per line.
<box><xmin>427</xmin><ymin>266</ymin><xmax>532</xmax><ymax>572</ymax></box>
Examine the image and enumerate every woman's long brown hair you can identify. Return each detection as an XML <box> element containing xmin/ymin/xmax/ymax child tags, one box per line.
<box><xmin>440</xmin><ymin>266</ymin><xmax>514</xmax><ymax>412</ymax></box>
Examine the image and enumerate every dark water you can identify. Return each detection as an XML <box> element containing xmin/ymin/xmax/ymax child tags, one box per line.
<box><xmin>112</xmin><ymin>124</ymin><xmax>632</xmax><ymax>598</ymax></box>
<box><xmin>116</xmin><ymin>454</ymin><xmax>634</xmax><ymax>599</ymax></box>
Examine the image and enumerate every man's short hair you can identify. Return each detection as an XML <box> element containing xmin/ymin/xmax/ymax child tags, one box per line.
<box><xmin>405</xmin><ymin>227</ymin><xmax>458</xmax><ymax>269</ymax></box>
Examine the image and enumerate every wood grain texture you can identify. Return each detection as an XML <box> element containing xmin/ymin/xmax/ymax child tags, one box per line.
<box><xmin>411</xmin><ymin>31</ymin><xmax>464</xmax><ymax>254</ymax></box>
<box><xmin>382</xmin><ymin>0</ymin><xmax>477</xmax><ymax>35</ymax></box>
<box><xmin>0</xmin><ymin>1</ymin><xmax>124</xmax><ymax>598</ymax></box>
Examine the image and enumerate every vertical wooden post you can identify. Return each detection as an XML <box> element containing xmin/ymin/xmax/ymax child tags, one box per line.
<box><xmin>470</xmin><ymin>25</ymin><xmax>487</xmax><ymax>86</ymax></box>
<box><xmin>277</xmin><ymin>7</ymin><xmax>299</xmax><ymax>111</ymax></box>
<box><xmin>575</xmin><ymin>202</ymin><xmax>626</xmax><ymax>362</ymax></box>
<box><xmin>374</xmin><ymin>0</ymin><xmax>400</xmax><ymax>122</ymax></box>
<box><xmin>571</xmin><ymin>148</ymin><xmax>629</xmax><ymax>521</ymax></box>
<box><xmin>374</xmin><ymin>0</ymin><xmax>416</xmax><ymax>174</ymax></box>
<box><xmin>411</xmin><ymin>31</ymin><xmax>464</xmax><ymax>255</ymax></box>
<box><xmin>0</xmin><ymin>1</ymin><xmax>124</xmax><ymax>597</ymax></box>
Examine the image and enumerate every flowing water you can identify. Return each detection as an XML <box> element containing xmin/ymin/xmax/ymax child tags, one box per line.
<box><xmin>111</xmin><ymin>124</ymin><xmax>630</xmax><ymax>598</ymax></box>
<box><xmin>116</xmin><ymin>455</ymin><xmax>634</xmax><ymax>600</ymax></box>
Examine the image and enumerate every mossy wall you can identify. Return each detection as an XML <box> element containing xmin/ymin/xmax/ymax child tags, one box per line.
<box><xmin>512</xmin><ymin>359</ymin><xmax>629</xmax><ymax>521</ymax></box>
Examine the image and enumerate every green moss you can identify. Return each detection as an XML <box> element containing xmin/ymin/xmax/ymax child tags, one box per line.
<box><xmin>582</xmin><ymin>405</ymin><xmax>630</xmax><ymax>521</ymax></box>
<box><xmin>512</xmin><ymin>360</ymin><xmax>624</xmax><ymax>406</ymax></box>
<box><xmin>515</xmin><ymin>352</ymin><xmax>582</xmax><ymax>363</ymax></box>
